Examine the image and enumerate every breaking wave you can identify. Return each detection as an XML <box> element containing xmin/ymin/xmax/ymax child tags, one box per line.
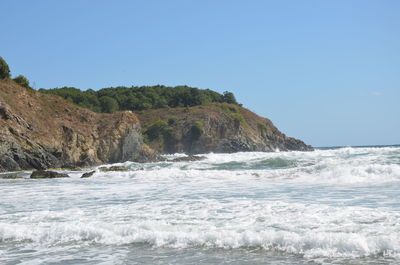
<box><xmin>1</xmin><ymin>146</ymin><xmax>400</xmax><ymax>263</ymax></box>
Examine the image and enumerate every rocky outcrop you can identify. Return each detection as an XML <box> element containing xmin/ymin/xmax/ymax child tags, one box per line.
<box><xmin>0</xmin><ymin>79</ymin><xmax>312</xmax><ymax>172</ymax></box>
<box><xmin>138</xmin><ymin>104</ymin><xmax>313</xmax><ymax>154</ymax></box>
<box><xmin>169</xmin><ymin>155</ymin><xmax>206</xmax><ymax>162</ymax></box>
<box><xmin>0</xmin><ymin>174</ymin><xmax>24</xmax><ymax>179</ymax></box>
<box><xmin>0</xmin><ymin>80</ymin><xmax>151</xmax><ymax>172</ymax></box>
<box><xmin>30</xmin><ymin>170</ymin><xmax>69</xmax><ymax>179</ymax></box>
<box><xmin>81</xmin><ymin>171</ymin><xmax>96</xmax><ymax>178</ymax></box>
<box><xmin>98</xmin><ymin>166</ymin><xmax>129</xmax><ymax>172</ymax></box>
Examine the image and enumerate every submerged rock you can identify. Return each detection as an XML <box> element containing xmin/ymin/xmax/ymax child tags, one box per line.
<box><xmin>63</xmin><ymin>167</ymin><xmax>83</xmax><ymax>171</ymax></box>
<box><xmin>1</xmin><ymin>175</ymin><xmax>24</xmax><ymax>179</ymax></box>
<box><xmin>30</xmin><ymin>170</ymin><xmax>69</xmax><ymax>179</ymax></box>
<box><xmin>98</xmin><ymin>166</ymin><xmax>129</xmax><ymax>172</ymax></box>
<box><xmin>170</xmin><ymin>155</ymin><xmax>206</xmax><ymax>162</ymax></box>
<box><xmin>81</xmin><ymin>170</ymin><xmax>96</xmax><ymax>178</ymax></box>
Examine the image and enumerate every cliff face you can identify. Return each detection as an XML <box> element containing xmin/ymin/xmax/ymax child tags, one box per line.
<box><xmin>0</xmin><ymin>80</ymin><xmax>151</xmax><ymax>172</ymax></box>
<box><xmin>138</xmin><ymin>104</ymin><xmax>313</xmax><ymax>154</ymax></box>
<box><xmin>0</xmin><ymin>79</ymin><xmax>312</xmax><ymax>172</ymax></box>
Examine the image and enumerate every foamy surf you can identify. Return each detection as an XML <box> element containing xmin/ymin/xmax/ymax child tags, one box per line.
<box><xmin>0</xmin><ymin>146</ymin><xmax>399</xmax><ymax>264</ymax></box>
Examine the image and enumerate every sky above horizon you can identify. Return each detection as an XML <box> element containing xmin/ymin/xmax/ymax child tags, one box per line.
<box><xmin>1</xmin><ymin>0</ymin><xmax>399</xmax><ymax>147</ymax></box>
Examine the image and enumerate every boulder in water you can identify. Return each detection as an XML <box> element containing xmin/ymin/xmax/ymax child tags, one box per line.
<box><xmin>98</xmin><ymin>166</ymin><xmax>129</xmax><ymax>172</ymax></box>
<box><xmin>81</xmin><ymin>170</ymin><xmax>96</xmax><ymax>178</ymax></box>
<box><xmin>1</xmin><ymin>175</ymin><xmax>24</xmax><ymax>179</ymax></box>
<box><xmin>171</xmin><ymin>155</ymin><xmax>206</xmax><ymax>162</ymax></box>
<box><xmin>30</xmin><ymin>170</ymin><xmax>69</xmax><ymax>179</ymax></box>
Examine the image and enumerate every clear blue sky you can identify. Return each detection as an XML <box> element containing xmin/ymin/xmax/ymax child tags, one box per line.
<box><xmin>1</xmin><ymin>0</ymin><xmax>399</xmax><ymax>147</ymax></box>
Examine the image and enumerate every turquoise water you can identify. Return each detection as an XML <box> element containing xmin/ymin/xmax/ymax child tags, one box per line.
<box><xmin>1</xmin><ymin>146</ymin><xmax>400</xmax><ymax>264</ymax></box>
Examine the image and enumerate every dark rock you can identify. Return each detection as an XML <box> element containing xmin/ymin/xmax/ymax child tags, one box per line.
<box><xmin>1</xmin><ymin>174</ymin><xmax>24</xmax><ymax>179</ymax></box>
<box><xmin>216</xmin><ymin>139</ymin><xmax>252</xmax><ymax>153</ymax></box>
<box><xmin>171</xmin><ymin>155</ymin><xmax>206</xmax><ymax>162</ymax></box>
<box><xmin>25</xmin><ymin>154</ymin><xmax>48</xmax><ymax>170</ymax></box>
<box><xmin>30</xmin><ymin>170</ymin><xmax>70</xmax><ymax>179</ymax></box>
<box><xmin>0</xmin><ymin>156</ymin><xmax>21</xmax><ymax>171</ymax></box>
<box><xmin>81</xmin><ymin>170</ymin><xmax>96</xmax><ymax>178</ymax></box>
<box><xmin>98</xmin><ymin>166</ymin><xmax>129</xmax><ymax>172</ymax></box>
<box><xmin>65</xmin><ymin>167</ymin><xmax>82</xmax><ymax>171</ymax></box>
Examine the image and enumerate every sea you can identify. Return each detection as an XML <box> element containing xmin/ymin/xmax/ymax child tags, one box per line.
<box><xmin>1</xmin><ymin>146</ymin><xmax>400</xmax><ymax>265</ymax></box>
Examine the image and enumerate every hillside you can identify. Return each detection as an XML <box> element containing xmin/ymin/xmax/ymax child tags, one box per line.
<box><xmin>138</xmin><ymin>103</ymin><xmax>313</xmax><ymax>154</ymax></box>
<box><xmin>0</xmin><ymin>79</ymin><xmax>152</xmax><ymax>172</ymax></box>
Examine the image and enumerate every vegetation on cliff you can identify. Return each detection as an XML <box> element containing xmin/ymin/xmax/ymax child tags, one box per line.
<box><xmin>0</xmin><ymin>56</ymin><xmax>11</xmax><ymax>79</ymax></box>
<box><xmin>0</xmin><ymin>56</ymin><xmax>32</xmax><ymax>89</ymax></box>
<box><xmin>13</xmin><ymin>75</ymin><xmax>31</xmax><ymax>89</ymax></box>
<box><xmin>39</xmin><ymin>86</ymin><xmax>239</xmax><ymax>113</ymax></box>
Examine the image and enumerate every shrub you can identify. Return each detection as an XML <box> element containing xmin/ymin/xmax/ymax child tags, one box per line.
<box><xmin>190</xmin><ymin>121</ymin><xmax>204</xmax><ymax>140</ymax></box>
<box><xmin>257</xmin><ymin>122</ymin><xmax>267</xmax><ymax>133</ymax></box>
<box><xmin>13</xmin><ymin>75</ymin><xmax>30</xmax><ymax>88</ymax></box>
<box><xmin>0</xmin><ymin>56</ymin><xmax>10</xmax><ymax>79</ymax></box>
<box><xmin>220</xmin><ymin>103</ymin><xmax>239</xmax><ymax>114</ymax></box>
<box><xmin>222</xmin><ymin>91</ymin><xmax>238</xmax><ymax>104</ymax></box>
<box><xmin>230</xmin><ymin>113</ymin><xmax>246</xmax><ymax>126</ymax></box>
<box><xmin>168</xmin><ymin>116</ymin><xmax>177</xmax><ymax>125</ymax></box>
<box><xmin>99</xmin><ymin>96</ymin><xmax>119</xmax><ymax>113</ymax></box>
<box><xmin>144</xmin><ymin>120</ymin><xmax>173</xmax><ymax>142</ymax></box>
<box><xmin>228</xmin><ymin>105</ymin><xmax>238</xmax><ymax>112</ymax></box>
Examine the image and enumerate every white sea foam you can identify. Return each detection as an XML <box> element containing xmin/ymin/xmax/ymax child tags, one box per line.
<box><xmin>0</xmin><ymin>146</ymin><xmax>400</xmax><ymax>264</ymax></box>
<box><xmin>92</xmin><ymin>146</ymin><xmax>400</xmax><ymax>185</ymax></box>
<box><xmin>0</xmin><ymin>201</ymin><xmax>399</xmax><ymax>258</ymax></box>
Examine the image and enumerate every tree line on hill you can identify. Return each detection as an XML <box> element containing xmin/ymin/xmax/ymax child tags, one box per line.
<box><xmin>39</xmin><ymin>86</ymin><xmax>239</xmax><ymax>113</ymax></box>
<box><xmin>1</xmin><ymin>56</ymin><xmax>240</xmax><ymax>113</ymax></box>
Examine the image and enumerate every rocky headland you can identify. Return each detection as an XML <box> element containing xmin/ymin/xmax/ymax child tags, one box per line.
<box><xmin>138</xmin><ymin>104</ymin><xmax>313</xmax><ymax>154</ymax></box>
<box><xmin>0</xmin><ymin>56</ymin><xmax>312</xmax><ymax>172</ymax></box>
<box><xmin>0</xmin><ymin>79</ymin><xmax>154</xmax><ymax>172</ymax></box>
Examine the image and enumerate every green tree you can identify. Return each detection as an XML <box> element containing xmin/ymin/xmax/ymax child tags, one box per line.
<box><xmin>13</xmin><ymin>75</ymin><xmax>30</xmax><ymax>88</ymax></box>
<box><xmin>41</xmin><ymin>85</ymin><xmax>240</xmax><ymax>113</ymax></box>
<box><xmin>99</xmin><ymin>96</ymin><xmax>119</xmax><ymax>113</ymax></box>
<box><xmin>222</xmin><ymin>91</ymin><xmax>238</xmax><ymax>104</ymax></box>
<box><xmin>0</xmin><ymin>56</ymin><xmax>11</xmax><ymax>79</ymax></box>
<box><xmin>144</xmin><ymin>120</ymin><xmax>172</xmax><ymax>142</ymax></box>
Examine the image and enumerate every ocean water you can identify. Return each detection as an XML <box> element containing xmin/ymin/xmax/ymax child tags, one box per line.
<box><xmin>1</xmin><ymin>146</ymin><xmax>400</xmax><ymax>265</ymax></box>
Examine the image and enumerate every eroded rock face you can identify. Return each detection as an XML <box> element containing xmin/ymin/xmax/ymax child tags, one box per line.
<box><xmin>0</xmin><ymin>80</ymin><xmax>151</xmax><ymax>172</ymax></box>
